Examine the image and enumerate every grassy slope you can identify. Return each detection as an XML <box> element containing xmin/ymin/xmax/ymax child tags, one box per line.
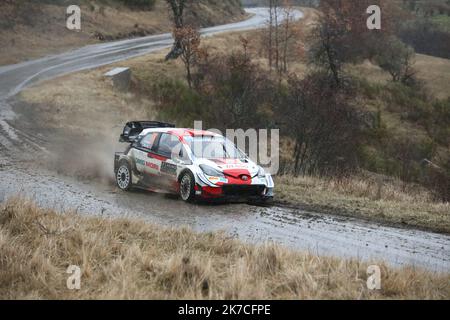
<box><xmin>1</xmin><ymin>198</ymin><xmax>448</xmax><ymax>300</ymax></box>
<box><xmin>0</xmin><ymin>0</ymin><xmax>245</xmax><ymax>66</ymax></box>
<box><xmin>275</xmin><ymin>175</ymin><xmax>450</xmax><ymax>234</ymax></box>
<box><xmin>348</xmin><ymin>54</ymin><xmax>450</xmax><ymax>100</ymax></box>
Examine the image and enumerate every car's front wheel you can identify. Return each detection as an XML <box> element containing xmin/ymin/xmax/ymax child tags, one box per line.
<box><xmin>116</xmin><ymin>161</ymin><xmax>132</xmax><ymax>191</ymax></box>
<box><xmin>179</xmin><ymin>171</ymin><xmax>196</xmax><ymax>202</ymax></box>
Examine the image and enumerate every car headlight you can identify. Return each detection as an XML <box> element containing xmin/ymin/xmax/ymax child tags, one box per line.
<box><xmin>200</xmin><ymin>165</ymin><xmax>224</xmax><ymax>177</ymax></box>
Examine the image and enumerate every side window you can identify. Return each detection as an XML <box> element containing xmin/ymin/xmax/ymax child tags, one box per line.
<box><xmin>179</xmin><ymin>145</ymin><xmax>187</xmax><ymax>160</ymax></box>
<box><xmin>138</xmin><ymin>133</ymin><xmax>158</xmax><ymax>150</ymax></box>
<box><xmin>155</xmin><ymin>133</ymin><xmax>181</xmax><ymax>158</ymax></box>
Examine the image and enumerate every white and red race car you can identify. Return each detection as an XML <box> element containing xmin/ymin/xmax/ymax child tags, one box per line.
<box><xmin>114</xmin><ymin>121</ymin><xmax>274</xmax><ymax>203</ymax></box>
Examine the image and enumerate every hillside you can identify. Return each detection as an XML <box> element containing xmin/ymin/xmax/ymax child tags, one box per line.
<box><xmin>0</xmin><ymin>0</ymin><xmax>245</xmax><ymax>65</ymax></box>
<box><xmin>17</xmin><ymin>9</ymin><xmax>450</xmax><ymax>232</ymax></box>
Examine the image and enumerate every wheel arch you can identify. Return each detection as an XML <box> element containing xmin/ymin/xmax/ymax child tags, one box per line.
<box><xmin>115</xmin><ymin>154</ymin><xmax>135</xmax><ymax>173</ymax></box>
<box><xmin>178</xmin><ymin>168</ymin><xmax>195</xmax><ymax>183</ymax></box>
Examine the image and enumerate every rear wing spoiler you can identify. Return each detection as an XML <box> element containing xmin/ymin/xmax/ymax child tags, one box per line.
<box><xmin>119</xmin><ymin>121</ymin><xmax>175</xmax><ymax>143</ymax></box>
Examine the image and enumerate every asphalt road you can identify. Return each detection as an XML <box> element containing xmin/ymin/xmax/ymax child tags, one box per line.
<box><xmin>0</xmin><ymin>8</ymin><xmax>449</xmax><ymax>273</ymax></box>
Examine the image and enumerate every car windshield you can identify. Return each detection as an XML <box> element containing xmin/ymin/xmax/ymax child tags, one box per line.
<box><xmin>185</xmin><ymin>136</ymin><xmax>244</xmax><ymax>159</ymax></box>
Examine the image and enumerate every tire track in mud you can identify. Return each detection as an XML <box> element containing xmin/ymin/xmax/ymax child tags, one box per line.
<box><xmin>0</xmin><ymin>164</ymin><xmax>449</xmax><ymax>273</ymax></box>
<box><xmin>0</xmin><ymin>115</ymin><xmax>49</xmax><ymax>159</ymax></box>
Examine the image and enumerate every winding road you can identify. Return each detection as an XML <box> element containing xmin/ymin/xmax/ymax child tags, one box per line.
<box><xmin>0</xmin><ymin>8</ymin><xmax>449</xmax><ymax>273</ymax></box>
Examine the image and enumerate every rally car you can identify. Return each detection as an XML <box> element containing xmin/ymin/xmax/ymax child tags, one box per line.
<box><xmin>114</xmin><ymin>121</ymin><xmax>274</xmax><ymax>203</ymax></box>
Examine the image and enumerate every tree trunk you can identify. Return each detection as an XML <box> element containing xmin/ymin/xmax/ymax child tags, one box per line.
<box><xmin>282</xmin><ymin>9</ymin><xmax>290</xmax><ymax>73</ymax></box>
<box><xmin>186</xmin><ymin>62</ymin><xmax>192</xmax><ymax>88</ymax></box>
<box><xmin>166</xmin><ymin>0</ymin><xmax>187</xmax><ymax>61</ymax></box>
<box><xmin>274</xmin><ymin>2</ymin><xmax>280</xmax><ymax>73</ymax></box>
<box><xmin>268</xmin><ymin>0</ymin><xmax>274</xmax><ymax>69</ymax></box>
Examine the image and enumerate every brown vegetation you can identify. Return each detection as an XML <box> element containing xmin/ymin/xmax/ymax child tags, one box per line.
<box><xmin>275</xmin><ymin>174</ymin><xmax>450</xmax><ymax>233</ymax></box>
<box><xmin>173</xmin><ymin>26</ymin><xmax>201</xmax><ymax>87</ymax></box>
<box><xmin>1</xmin><ymin>198</ymin><xmax>449</xmax><ymax>299</ymax></box>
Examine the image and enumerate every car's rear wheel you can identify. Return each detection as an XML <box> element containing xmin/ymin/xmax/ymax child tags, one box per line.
<box><xmin>116</xmin><ymin>161</ymin><xmax>132</xmax><ymax>191</ymax></box>
<box><xmin>179</xmin><ymin>171</ymin><xmax>195</xmax><ymax>202</ymax></box>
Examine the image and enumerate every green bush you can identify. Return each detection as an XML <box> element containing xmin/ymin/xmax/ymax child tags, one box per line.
<box><xmin>384</xmin><ymin>83</ymin><xmax>430</xmax><ymax>121</ymax></box>
<box><xmin>151</xmin><ymin>79</ymin><xmax>207</xmax><ymax>127</ymax></box>
<box><xmin>429</xmin><ymin>98</ymin><xmax>450</xmax><ymax>145</ymax></box>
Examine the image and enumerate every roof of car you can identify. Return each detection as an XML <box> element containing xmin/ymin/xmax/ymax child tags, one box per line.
<box><xmin>141</xmin><ymin>128</ymin><xmax>223</xmax><ymax>138</ymax></box>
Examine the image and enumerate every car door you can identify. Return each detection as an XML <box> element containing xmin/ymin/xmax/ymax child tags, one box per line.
<box><xmin>151</xmin><ymin>133</ymin><xmax>181</xmax><ymax>192</ymax></box>
<box><xmin>131</xmin><ymin>132</ymin><xmax>159</xmax><ymax>186</ymax></box>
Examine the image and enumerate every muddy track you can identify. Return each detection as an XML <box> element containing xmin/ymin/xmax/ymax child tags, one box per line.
<box><xmin>1</xmin><ymin>160</ymin><xmax>449</xmax><ymax>272</ymax></box>
<box><xmin>0</xmin><ymin>8</ymin><xmax>449</xmax><ymax>273</ymax></box>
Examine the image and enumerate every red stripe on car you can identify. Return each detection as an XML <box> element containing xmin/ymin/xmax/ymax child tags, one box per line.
<box><xmin>223</xmin><ymin>169</ymin><xmax>252</xmax><ymax>185</ymax></box>
<box><xmin>148</xmin><ymin>152</ymin><xmax>168</xmax><ymax>162</ymax></box>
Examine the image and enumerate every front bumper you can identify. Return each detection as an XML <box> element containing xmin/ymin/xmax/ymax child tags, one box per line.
<box><xmin>195</xmin><ymin>172</ymin><xmax>274</xmax><ymax>200</ymax></box>
<box><xmin>199</xmin><ymin>185</ymin><xmax>272</xmax><ymax>197</ymax></box>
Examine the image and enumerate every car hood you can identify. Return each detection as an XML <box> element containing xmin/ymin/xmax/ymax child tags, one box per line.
<box><xmin>197</xmin><ymin>158</ymin><xmax>259</xmax><ymax>177</ymax></box>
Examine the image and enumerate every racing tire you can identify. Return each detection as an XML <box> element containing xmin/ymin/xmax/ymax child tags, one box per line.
<box><xmin>116</xmin><ymin>161</ymin><xmax>133</xmax><ymax>191</ymax></box>
<box><xmin>179</xmin><ymin>171</ymin><xmax>196</xmax><ymax>203</ymax></box>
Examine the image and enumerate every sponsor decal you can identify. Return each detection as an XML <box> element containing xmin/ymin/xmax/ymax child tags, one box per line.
<box><xmin>161</xmin><ymin>162</ymin><xmax>177</xmax><ymax>176</ymax></box>
<box><xmin>137</xmin><ymin>158</ymin><xmax>159</xmax><ymax>171</ymax></box>
<box><xmin>220</xmin><ymin>164</ymin><xmax>249</xmax><ymax>169</ymax></box>
<box><xmin>146</xmin><ymin>162</ymin><xmax>159</xmax><ymax>170</ymax></box>
<box><xmin>208</xmin><ymin>176</ymin><xmax>228</xmax><ymax>184</ymax></box>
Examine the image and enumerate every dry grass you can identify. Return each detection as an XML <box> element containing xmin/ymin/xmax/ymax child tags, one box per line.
<box><xmin>275</xmin><ymin>175</ymin><xmax>450</xmax><ymax>234</ymax></box>
<box><xmin>0</xmin><ymin>198</ymin><xmax>448</xmax><ymax>300</ymax></box>
<box><xmin>19</xmin><ymin>70</ymin><xmax>153</xmax><ymax>136</ymax></box>
<box><xmin>415</xmin><ymin>54</ymin><xmax>450</xmax><ymax>100</ymax></box>
<box><xmin>347</xmin><ymin>55</ymin><xmax>450</xmax><ymax>100</ymax></box>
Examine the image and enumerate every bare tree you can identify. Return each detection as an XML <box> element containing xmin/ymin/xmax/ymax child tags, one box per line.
<box><xmin>262</xmin><ymin>0</ymin><xmax>282</xmax><ymax>73</ymax></box>
<box><xmin>308</xmin><ymin>14</ymin><xmax>344</xmax><ymax>86</ymax></box>
<box><xmin>268</xmin><ymin>0</ymin><xmax>274</xmax><ymax>68</ymax></box>
<box><xmin>276</xmin><ymin>73</ymin><xmax>362</xmax><ymax>176</ymax></box>
<box><xmin>166</xmin><ymin>0</ymin><xmax>189</xmax><ymax>28</ymax></box>
<box><xmin>165</xmin><ymin>0</ymin><xmax>191</xmax><ymax>60</ymax></box>
<box><xmin>262</xmin><ymin>0</ymin><xmax>301</xmax><ymax>75</ymax></box>
<box><xmin>193</xmin><ymin>51</ymin><xmax>272</xmax><ymax>130</ymax></box>
<box><xmin>173</xmin><ymin>26</ymin><xmax>201</xmax><ymax>88</ymax></box>
<box><xmin>308</xmin><ymin>0</ymin><xmax>396</xmax><ymax>86</ymax></box>
<box><xmin>273</xmin><ymin>0</ymin><xmax>280</xmax><ymax>72</ymax></box>
<box><xmin>279</xmin><ymin>0</ymin><xmax>301</xmax><ymax>74</ymax></box>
